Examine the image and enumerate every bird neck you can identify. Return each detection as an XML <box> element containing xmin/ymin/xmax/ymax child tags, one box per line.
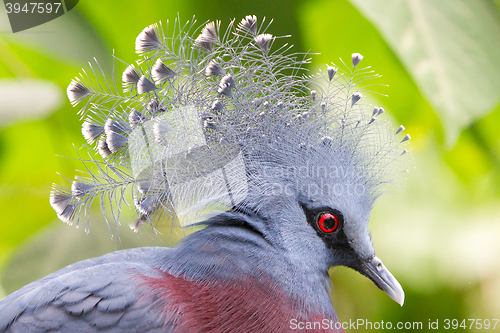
<box><xmin>157</xmin><ymin>211</ymin><xmax>336</xmax><ymax>317</ymax></box>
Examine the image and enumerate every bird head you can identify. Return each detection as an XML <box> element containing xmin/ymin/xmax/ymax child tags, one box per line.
<box><xmin>52</xmin><ymin>15</ymin><xmax>408</xmax><ymax>306</ymax></box>
<box><xmin>231</xmin><ymin>92</ymin><xmax>406</xmax><ymax>305</ymax></box>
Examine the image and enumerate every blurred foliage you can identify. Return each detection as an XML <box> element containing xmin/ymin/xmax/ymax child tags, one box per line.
<box><xmin>1</xmin><ymin>0</ymin><xmax>500</xmax><ymax>331</ymax></box>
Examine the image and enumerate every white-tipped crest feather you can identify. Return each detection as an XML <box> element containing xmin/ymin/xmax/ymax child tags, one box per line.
<box><xmin>55</xmin><ymin>15</ymin><xmax>410</xmax><ymax>233</ymax></box>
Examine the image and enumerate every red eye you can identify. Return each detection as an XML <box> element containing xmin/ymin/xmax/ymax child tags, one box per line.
<box><xmin>318</xmin><ymin>213</ymin><xmax>338</xmax><ymax>233</ymax></box>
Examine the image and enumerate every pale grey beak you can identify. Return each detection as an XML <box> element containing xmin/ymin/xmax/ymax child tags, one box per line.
<box><xmin>362</xmin><ymin>256</ymin><xmax>405</xmax><ymax>306</ymax></box>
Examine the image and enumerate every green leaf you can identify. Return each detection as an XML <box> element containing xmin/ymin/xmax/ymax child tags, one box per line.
<box><xmin>349</xmin><ymin>0</ymin><xmax>500</xmax><ymax>145</ymax></box>
<box><xmin>2</xmin><ymin>8</ymin><xmax>110</xmax><ymax>70</ymax></box>
<box><xmin>0</xmin><ymin>79</ymin><xmax>63</xmax><ymax>126</ymax></box>
<box><xmin>298</xmin><ymin>0</ymin><xmax>438</xmax><ymax>136</ymax></box>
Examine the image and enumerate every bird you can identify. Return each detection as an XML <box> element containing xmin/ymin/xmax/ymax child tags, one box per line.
<box><xmin>0</xmin><ymin>15</ymin><xmax>409</xmax><ymax>332</ymax></box>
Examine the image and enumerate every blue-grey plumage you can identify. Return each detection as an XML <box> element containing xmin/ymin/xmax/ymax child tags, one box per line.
<box><xmin>0</xmin><ymin>208</ymin><xmax>402</xmax><ymax>331</ymax></box>
<box><xmin>0</xmin><ymin>248</ymin><xmax>170</xmax><ymax>332</ymax></box>
<box><xmin>0</xmin><ymin>14</ymin><xmax>409</xmax><ymax>332</ymax></box>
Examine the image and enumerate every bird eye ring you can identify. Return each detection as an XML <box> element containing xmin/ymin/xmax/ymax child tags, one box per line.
<box><xmin>318</xmin><ymin>213</ymin><xmax>339</xmax><ymax>233</ymax></box>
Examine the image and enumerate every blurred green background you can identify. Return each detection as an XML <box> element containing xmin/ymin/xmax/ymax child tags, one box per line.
<box><xmin>1</xmin><ymin>0</ymin><xmax>500</xmax><ymax>331</ymax></box>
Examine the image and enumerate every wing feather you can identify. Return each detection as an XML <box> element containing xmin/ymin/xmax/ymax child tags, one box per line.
<box><xmin>0</xmin><ymin>248</ymin><xmax>174</xmax><ymax>333</ymax></box>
